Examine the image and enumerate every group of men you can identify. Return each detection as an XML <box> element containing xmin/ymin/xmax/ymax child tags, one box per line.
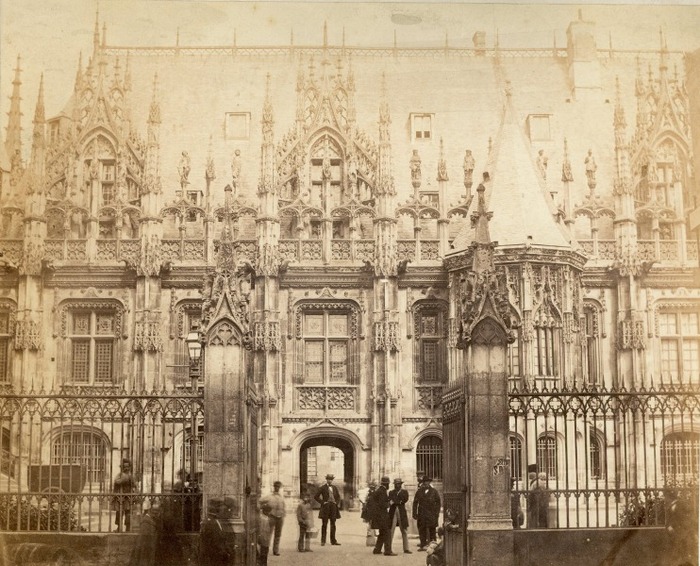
<box><xmin>364</xmin><ymin>475</ymin><xmax>441</xmax><ymax>556</ymax></box>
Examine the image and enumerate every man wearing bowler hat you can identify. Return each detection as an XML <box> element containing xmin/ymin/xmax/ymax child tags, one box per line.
<box><xmin>388</xmin><ymin>478</ymin><xmax>412</xmax><ymax>554</ymax></box>
<box><xmin>314</xmin><ymin>474</ymin><xmax>342</xmax><ymax>546</ymax></box>
<box><xmin>412</xmin><ymin>475</ymin><xmax>441</xmax><ymax>551</ymax></box>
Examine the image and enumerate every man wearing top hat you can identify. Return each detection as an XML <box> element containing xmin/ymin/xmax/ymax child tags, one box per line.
<box><xmin>412</xmin><ymin>475</ymin><xmax>441</xmax><ymax>551</ymax></box>
<box><xmin>370</xmin><ymin>476</ymin><xmax>396</xmax><ymax>555</ymax></box>
<box><xmin>388</xmin><ymin>478</ymin><xmax>412</xmax><ymax>554</ymax></box>
<box><xmin>314</xmin><ymin>474</ymin><xmax>342</xmax><ymax>546</ymax></box>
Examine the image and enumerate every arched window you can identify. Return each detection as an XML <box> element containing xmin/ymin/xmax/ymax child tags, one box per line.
<box><xmin>509</xmin><ymin>435</ymin><xmax>523</xmax><ymax>480</ymax></box>
<box><xmin>661</xmin><ymin>432</ymin><xmax>700</xmax><ymax>484</ymax></box>
<box><xmin>416</xmin><ymin>435</ymin><xmax>442</xmax><ymax>481</ymax></box>
<box><xmin>536</xmin><ymin>434</ymin><xmax>557</xmax><ymax>479</ymax></box>
<box><xmin>52</xmin><ymin>429</ymin><xmax>107</xmax><ymax>486</ymax></box>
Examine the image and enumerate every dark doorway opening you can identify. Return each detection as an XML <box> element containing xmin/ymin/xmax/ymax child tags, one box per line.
<box><xmin>299</xmin><ymin>436</ymin><xmax>354</xmax><ymax>510</ymax></box>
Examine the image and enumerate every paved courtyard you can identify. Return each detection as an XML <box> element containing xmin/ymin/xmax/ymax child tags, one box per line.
<box><xmin>267</xmin><ymin>510</ymin><xmax>430</xmax><ymax>566</ymax></box>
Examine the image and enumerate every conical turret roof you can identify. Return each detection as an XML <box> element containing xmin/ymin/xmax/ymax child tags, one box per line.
<box><xmin>451</xmin><ymin>87</ymin><xmax>570</xmax><ymax>252</ymax></box>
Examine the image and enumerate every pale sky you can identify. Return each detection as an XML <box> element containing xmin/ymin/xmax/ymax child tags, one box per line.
<box><xmin>1</xmin><ymin>0</ymin><xmax>699</xmax><ymax>152</ymax></box>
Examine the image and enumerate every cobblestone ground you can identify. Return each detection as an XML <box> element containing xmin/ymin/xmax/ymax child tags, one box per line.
<box><xmin>269</xmin><ymin>511</ymin><xmax>429</xmax><ymax>566</ymax></box>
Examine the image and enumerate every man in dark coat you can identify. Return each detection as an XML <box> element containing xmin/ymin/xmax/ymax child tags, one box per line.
<box><xmin>370</xmin><ymin>476</ymin><xmax>396</xmax><ymax>555</ymax></box>
<box><xmin>313</xmin><ymin>474</ymin><xmax>342</xmax><ymax>546</ymax></box>
<box><xmin>388</xmin><ymin>478</ymin><xmax>412</xmax><ymax>554</ymax></box>
<box><xmin>199</xmin><ymin>497</ymin><xmax>237</xmax><ymax>566</ymax></box>
<box><xmin>412</xmin><ymin>476</ymin><xmax>441</xmax><ymax>550</ymax></box>
<box><xmin>113</xmin><ymin>458</ymin><xmax>137</xmax><ymax>532</ymax></box>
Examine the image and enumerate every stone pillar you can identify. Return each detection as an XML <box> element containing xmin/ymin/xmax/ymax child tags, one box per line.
<box><xmin>465</xmin><ymin>324</ymin><xmax>514</xmax><ymax>566</ymax></box>
<box><xmin>203</xmin><ymin>327</ymin><xmax>249</xmax><ymax>564</ymax></box>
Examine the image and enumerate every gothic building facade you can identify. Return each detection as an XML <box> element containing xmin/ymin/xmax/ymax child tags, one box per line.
<box><xmin>0</xmin><ymin>11</ymin><xmax>698</xmax><ymax>538</ymax></box>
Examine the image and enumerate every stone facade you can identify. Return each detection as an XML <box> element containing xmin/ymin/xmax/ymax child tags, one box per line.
<box><xmin>0</xmin><ymin>11</ymin><xmax>698</xmax><ymax>516</ymax></box>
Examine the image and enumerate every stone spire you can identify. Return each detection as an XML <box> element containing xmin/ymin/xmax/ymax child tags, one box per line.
<box><xmin>372</xmin><ymin>74</ymin><xmax>398</xmax><ymax>277</ymax></box>
<box><xmin>258</xmin><ymin>74</ymin><xmax>276</xmax><ymax>197</ymax></box>
<box><xmin>376</xmin><ymin>73</ymin><xmax>395</xmax><ymax>197</ymax></box>
<box><xmin>142</xmin><ymin>74</ymin><xmax>162</xmax><ymax>199</ymax></box>
<box><xmin>30</xmin><ymin>73</ymin><xmax>45</xmax><ymax>171</ymax></box>
<box><xmin>5</xmin><ymin>55</ymin><xmax>23</xmax><ymax>165</ymax></box>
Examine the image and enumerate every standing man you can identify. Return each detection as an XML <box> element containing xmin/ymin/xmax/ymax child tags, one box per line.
<box><xmin>388</xmin><ymin>478</ymin><xmax>412</xmax><ymax>554</ymax></box>
<box><xmin>113</xmin><ymin>458</ymin><xmax>137</xmax><ymax>532</ymax></box>
<box><xmin>314</xmin><ymin>474</ymin><xmax>342</xmax><ymax>546</ymax></box>
<box><xmin>412</xmin><ymin>476</ymin><xmax>441</xmax><ymax>551</ymax></box>
<box><xmin>260</xmin><ymin>481</ymin><xmax>286</xmax><ymax>556</ymax></box>
<box><xmin>370</xmin><ymin>476</ymin><xmax>397</xmax><ymax>556</ymax></box>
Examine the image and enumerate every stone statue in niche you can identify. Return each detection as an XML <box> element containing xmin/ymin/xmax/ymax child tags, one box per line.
<box><xmin>231</xmin><ymin>149</ymin><xmax>242</xmax><ymax>189</ymax></box>
<box><xmin>585</xmin><ymin>149</ymin><xmax>597</xmax><ymax>186</ymax></box>
<box><xmin>178</xmin><ymin>151</ymin><xmax>191</xmax><ymax>189</ymax></box>
<box><xmin>463</xmin><ymin>149</ymin><xmax>475</xmax><ymax>188</ymax></box>
<box><xmin>410</xmin><ymin>149</ymin><xmax>422</xmax><ymax>189</ymax></box>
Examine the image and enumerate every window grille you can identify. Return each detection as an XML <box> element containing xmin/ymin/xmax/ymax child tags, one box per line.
<box><xmin>415</xmin><ymin>306</ymin><xmax>446</xmax><ymax>384</ymax></box>
<box><xmin>661</xmin><ymin>432</ymin><xmax>700</xmax><ymax>484</ymax></box>
<box><xmin>416</xmin><ymin>435</ymin><xmax>442</xmax><ymax>481</ymax></box>
<box><xmin>51</xmin><ymin>431</ymin><xmax>106</xmax><ymax>485</ymax></box>
<box><xmin>536</xmin><ymin>435</ymin><xmax>557</xmax><ymax>478</ymax></box>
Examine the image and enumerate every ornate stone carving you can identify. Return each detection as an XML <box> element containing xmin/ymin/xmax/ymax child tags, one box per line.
<box><xmin>617</xmin><ymin>319</ymin><xmax>645</xmax><ymax>350</ymax></box>
<box><xmin>463</xmin><ymin>149</ymin><xmax>475</xmax><ymax>190</ymax></box>
<box><xmin>14</xmin><ymin>319</ymin><xmax>41</xmax><ymax>351</ymax></box>
<box><xmin>410</xmin><ymin>150</ymin><xmax>422</xmax><ymax>189</ymax></box>
<box><xmin>134</xmin><ymin>320</ymin><xmax>163</xmax><ymax>352</ymax></box>
<box><xmin>58</xmin><ymin>300</ymin><xmax>125</xmax><ymax>339</ymax></box>
<box><xmin>254</xmin><ymin>320</ymin><xmax>281</xmax><ymax>351</ymax></box>
<box><xmin>374</xmin><ymin>320</ymin><xmax>400</xmax><ymax>352</ymax></box>
<box><xmin>19</xmin><ymin>241</ymin><xmax>45</xmax><ymax>276</ymax></box>
<box><xmin>294</xmin><ymin>301</ymin><xmax>360</xmax><ymax>340</ymax></box>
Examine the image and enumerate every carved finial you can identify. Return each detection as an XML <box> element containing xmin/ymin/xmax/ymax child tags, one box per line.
<box><xmin>437</xmin><ymin>137</ymin><xmax>448</xmax><ymax>182</ymax></box>
<box><xmin>176</xmin><ymin>27</ymin><xmax>180</xmax><ymax>47</ymax></box>
<box><xmin>102</xmin><ymin>22</ymin><xmax>107</xmax><ymax>47</ymax></box>
<box><xmin>323</xmin><ymin>20</ymin><xmax>328</xmax><ymax>49</ymax></box>
<box><xmin>206</xmin><ymin>135</ymin><xmax>216</xmax><ymax>182</ymax></box>
<box><xmin>290</xmin><ymin>28</ymin><xmax>294</xmax><ymax>47</ymax></box>
<box><xmin>93</xmin><ymin>7</ymin><xmax>100</xmax><ymax>53</ymax></box>
<box><xmin>504</xmin><ymin>80</ymin><xmax>512</xmax><ymax>98</ymax></box>
<box><xmin>148</xmin><ymin>73</ymin><xmax>161</xmax><ymax>124</ymax></box>
<box><xmin>487</xmin><ymin>137</ymin><xmax>493</xmax><ymax>156</ymax></box>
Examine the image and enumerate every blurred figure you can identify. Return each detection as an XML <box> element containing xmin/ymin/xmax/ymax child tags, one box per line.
<box><xmin>113</xmin><ymin>458</ymin><xmax>136</xmax><ymax>532</ymax></box>
<box><xmin>359</xmin><ymin>480</ymin><xmax>378</xmax><ymax>545</ymax></box>
<box><xmin>200</xmin><ymin>497</ymin><xmax>237</xmax><ymax>566</ymax></box>
<box><xmin>296</xmin><ymin>491</ymin><xmax>315</xmax><ymax>553</ymax></box>
<box><xmin>257</xmin><ymin>503</ymin><xmax>273</xmax><ymax>566</ymax></box>
<box><xmin>510</xmin><ymin>479</ymin><xmax>524</xmax><ymax>529</ymax></box>
<box><xmin>129</xmin><ymin>503</ymin><xmax>160</xmax><ymax>566</ymax></box>
<box><xmin>260</xmin><ymin>480</ymin><xmax>285</xmax><ymax>556</ymax></box>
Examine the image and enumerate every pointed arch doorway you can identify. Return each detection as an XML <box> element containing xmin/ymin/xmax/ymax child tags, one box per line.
<box><xmin>299</xmin><ymin>436</ymin><xmax>355</xmax><ymax>509</ymax></box>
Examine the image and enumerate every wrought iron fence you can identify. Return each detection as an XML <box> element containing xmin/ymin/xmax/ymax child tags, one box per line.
<box><xmin>0</xmin><ymin>388</ymin><xmax>204</xmax><ymax>533</ymax></box>
<box><xmin>508</xmin><ymin>380</ymin><xmax>700</xmax><ymax>529</ymax></box>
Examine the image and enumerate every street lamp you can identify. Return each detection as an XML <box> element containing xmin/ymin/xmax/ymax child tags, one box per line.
<box><xmin>185</xmin><ymin>323</ymin><xmax>202</xmax><ymax>493</ymax></box>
